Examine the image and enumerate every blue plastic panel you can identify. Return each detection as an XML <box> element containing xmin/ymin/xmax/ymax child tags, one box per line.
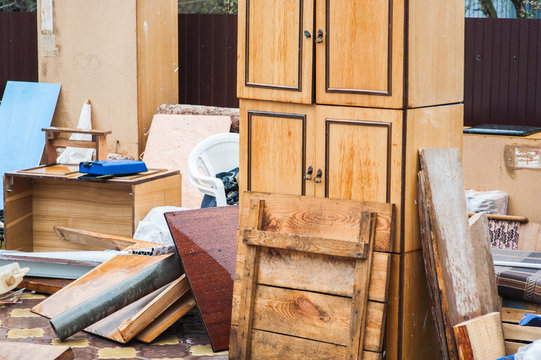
<box><xmin>79</xmin><ymin>160</ymin><xmax>148</xmax><ymax>176</ymax></box>
<box><xmin>0</xmin><ymin>81</ymin><xmax>61</xmax><ymax>206</ymax></box>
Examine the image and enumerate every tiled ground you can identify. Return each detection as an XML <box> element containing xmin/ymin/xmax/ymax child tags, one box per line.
<box><xmin>0</xmin><ymin>292</ymin><xmax>229</xmax><ymax>360</ymax></box>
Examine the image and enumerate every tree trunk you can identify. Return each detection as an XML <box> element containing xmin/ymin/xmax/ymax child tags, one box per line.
<box><xmin>510</xmin><ymin>0</ymin><xmax>527</xmax><ymax>17</ymax></box>
<box><xmin>479</xmin><ymin>0</ymin><xmax>499</xmax><ymax>18</ymax></box>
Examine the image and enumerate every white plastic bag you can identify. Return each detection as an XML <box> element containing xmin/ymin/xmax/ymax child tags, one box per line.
<box><xmin>56</xmin><ymin>100</ymin><xmax>94</xmax><ymax>164</ymax></box>
<box><xmin>515</xmin><ymin>338</ymin><xmax>541</xmax><ymax>359</ymax></box>
<box><xmin>465</xmin><ymin>189</ymin><xmax>508</xmax><ymax>215</ymax></box>
<box><xmin>133</xmin><ymin>206</ymin><xmax>188</xmax><ymax>245</ymax></box>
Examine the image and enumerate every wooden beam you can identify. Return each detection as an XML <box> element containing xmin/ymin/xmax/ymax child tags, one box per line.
<box><xmin>453</xmin><ymin>312</ymin><xmax>505</xmax><ymax>360</ymax></box>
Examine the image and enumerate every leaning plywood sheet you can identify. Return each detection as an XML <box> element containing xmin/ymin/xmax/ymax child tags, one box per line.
<box><xmin>230</xmin><ymin>192</ymin><xmax>393</xmax><ymax>360</ymax></box>
<box><xmin>0</xmin><ymin>81</ymin><xmax>60</xmax><ymax>204</ymax></box>
<box><xmin>0</xmin><ymin>341</ymin><xmax>73</xmax><ymax>360</ymax></box>
<box><xmin>142</xmin><ymin>114</ymin><xmax>231</xmax><ymax>209</ymax></box>
<box><xmin>32</xmin><ymin>254</ymin><xmax>181</xmax><ymax>340</ymax></box>
<box><xmin>419</xmin><ymin>148</ymin><xmax>501</xmax><ymax>360</ymax></box>
<box><xmin>165</xmin><ymin>205</ymin><xmax>238</xmax><ymax>351</ymax></box>
<box><xmin>84</xmin><ymin>274</ymin><xmax>190</xmax><ymax>343</ymax></box>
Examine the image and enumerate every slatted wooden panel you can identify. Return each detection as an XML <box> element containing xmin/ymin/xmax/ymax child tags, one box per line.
<box><xmin>0</xmin><ymin>12</ymin><xmax>38</xmax><ymax>99</ymax></box>
<box><xmin>179</xmin><ymin>14</ymin><xmax>238</xmax><ymax>108</ymax></box>
<box><xmin>464</xmin><ymin>18</ymin><xmax>541</xmax><ymax>127</ymax></box>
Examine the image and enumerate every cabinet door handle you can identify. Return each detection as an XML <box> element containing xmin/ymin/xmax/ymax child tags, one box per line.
<box><xmin>314</xmin><ymin>168</ymin><xmax>323</xmax><ymax>183</ymax></box>
<box><xmin>315</xmin><ymin>29</ymin><xmax>324</xmax><ymax>44</ymax></box>
<box><xmin>304</xmin><ymin>165</ymin><xmax>313</xmax><ymax>180</ymax></box>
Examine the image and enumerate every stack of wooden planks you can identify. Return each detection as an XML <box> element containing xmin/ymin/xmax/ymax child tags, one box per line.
<box><xmin>418</xmin><ymin>148</ymin><xmax>505</xmax><ymax>360</ymax></box>
<box><xmin>230</xmin><ymin>192</ymin><xmax>394</xmax><ymax>359</ymax></box>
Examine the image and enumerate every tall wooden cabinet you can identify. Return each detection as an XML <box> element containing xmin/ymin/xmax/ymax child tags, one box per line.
<box><xmin>237</xmin><ymin>0</ymin><xmax>464</xmax><ymax>358</ymax></box>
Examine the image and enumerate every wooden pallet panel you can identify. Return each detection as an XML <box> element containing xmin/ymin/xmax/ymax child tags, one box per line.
<box><xmin>231</xmin><ymin>194</ymin><xmax>391</xmax><ymax>359</ymax></box>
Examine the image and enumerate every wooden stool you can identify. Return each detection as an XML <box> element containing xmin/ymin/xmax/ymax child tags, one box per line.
<box><xmin>42</xmin><ymin>127</ymin><xmax>112</xmax><ymax>165</ymax></box>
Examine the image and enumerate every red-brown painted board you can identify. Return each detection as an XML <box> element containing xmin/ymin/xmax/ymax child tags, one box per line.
<box><xmin>165</xmin><ymin>205</ymin><xmax>238</xmax><ymax>352</ymax></box>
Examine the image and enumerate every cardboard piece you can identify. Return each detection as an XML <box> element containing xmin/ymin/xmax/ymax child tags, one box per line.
<box><xmin>143</xmin><ymin>114</ymin><xmax>231</xmax><ymax>209</ymax></box>
<box><xmin>0</xmin><ymin>81</ymin><xmax>60</xmax><ymax>204</ymax></box>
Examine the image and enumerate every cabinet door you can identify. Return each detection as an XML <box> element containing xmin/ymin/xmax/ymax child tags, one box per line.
<box><xmin>315</xmin><ymin>0</ymin><xmax>404</xmax><ymax>108</ymax></box>
<box><xmin>237</xmin><ymin>0</ymin><xmax>314</xmax><ymax>104</ymax></box>
<box><xmin>240</xmin><ymin>100</ymin><xmax>315</xmax><ymax>196</ymax></box>
<box><xmin>314</xmin><ymin>106</ymin><xmax>402</xmax><ymax>205</ymax></box>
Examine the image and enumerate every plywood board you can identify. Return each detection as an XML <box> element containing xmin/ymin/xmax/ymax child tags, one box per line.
<box><xmin>419</xmin><ymin>148</ymin><xmax>502</xmax><ymax>360</ymax></box>
<box><xmin>166</xmin><ymin>206</ymin><xmax>238</xmax><ymax>351</ymax></box>
<box><xmin>142</xmin><ymin>114</ymin><xmax>232</xmax><ymax>209</ymax></box>
<box><xmin>0</xmin><ymin>81</ymin><xmax>60</xmax><ymax>205</ymax></box>
<box><xmin>0</xmin><ymin>341</ymin><xmax>73</xmax><ymax>360</ymax></box>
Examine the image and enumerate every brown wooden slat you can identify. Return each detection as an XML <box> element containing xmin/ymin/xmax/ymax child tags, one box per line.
<box><xmin>243</xmin><ymin>229</ymin><xmax>368</xmax><ymax>259</ymax></box>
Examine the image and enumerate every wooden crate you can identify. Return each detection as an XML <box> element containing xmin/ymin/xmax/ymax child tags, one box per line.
<box><xmin>3</xmin><ymin>167</ymin><xmax>181</xmax><ymax>252</ymax></box>
<box><xmin>502</xmin><ymin>305</ymin><xmax>541</xmax><ymax>355</ymax></box>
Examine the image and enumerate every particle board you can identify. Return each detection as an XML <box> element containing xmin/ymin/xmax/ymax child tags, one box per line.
<box><xmin>0</xmin><ymin>81</ymin><xmax>60</xmax><ymax>205</ymax></box>
<box><xmin>231</xmin><ymin>194</ymin><xmax>392</xmax><ymax>359</ymax></box>
<box><xmin>142</xmin><ymin>114</ymin><xmax>231</xmax><ymax>209</ymax></box>
<box><xmin>166</xmin><ymin>206</ymin><xmax>238</xmax><ymax>352</ymax></box>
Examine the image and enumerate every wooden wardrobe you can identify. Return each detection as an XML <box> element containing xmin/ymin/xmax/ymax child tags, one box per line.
<box><xmin>237</xmin><ymin>0</ymin><xmax>464</xmax><ymax>358</ymax></box>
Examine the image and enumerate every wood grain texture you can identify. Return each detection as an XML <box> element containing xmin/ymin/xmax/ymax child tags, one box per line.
<box><xmin>0</xmin><ymin>341</ymin><xmax>73</xmax><ymax>360</ymax></box>
<box><xmin>468</xmin><ymin>212</ymin><xmax>501</xmax><ymax>315</ymax></box>
<box><xmin>404</xmin><ymin>105</ymin><xmax>464</xmax><ymax>253</ymax></box>
<box><xmin>16</xmin><ymin>277</ymin><xmax>72</xmax><ymax>294</ymax></box>
<box><xmin>136</xmin><ymin>290</ymin><xmax>196</xmax><ymax>343</ymax></box>
<box><xmin>237</xmin><ymin>0</ymin><xmax>314</xmax><ymax>103</ymax></box>
<box><xmin>453</xmin><ymin>312</ymin><xmax>505</xmax><ymax>360</ymax></box>
<box><xmin>54</xmin><ymin>226</ymin><xmax>139</xmax><ymax>250</ymax></box>
<box><xmin>502</xmin><ymin>323</ymin><xmax>541</xmax><ymax>342</ymax></box>
<box><xmin>243</xmin><ymin>229</ymin><xmax>368</xmax><ymax>259</ymax></box>
<box><xmin>408</xmin><ymin>0</ymin><xmax>464</xmax><ymax>107</ymax></box>
<box><xmin>32</xmin><ymin>255</ymin><xmax>172</xmax><ymax>318</ymax></box>
<box><xmin>136</xmin><ymin>0</ymin><xmax>178</xmax><ymax>156</ymax></box>
<box><xmin>231</xmin><ymin>193</ymin><xmax>389</xmax><ymax>359</ymax></box>
<box><xmin>3</xmin><ymin>175</ymin><xmax>33</xmax><ymax>251</ymax></box>
<box><xmin>166</xmin><ymin>205</ymin><xmax>239</xmax><ymax>352</ymax></box>
<box><xmin>417</xmin><ymin>171</ymin><xmax>449</xmax><ymax>359</ymax></box>
<box><xmin>314</xmin><ymin>0</ymin><xmax>404</xmax><ymax>108</ymax></box>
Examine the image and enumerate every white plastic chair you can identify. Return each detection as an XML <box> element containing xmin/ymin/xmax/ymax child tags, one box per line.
<box><xmin>187</xmin><ymin>132</ymin><xmax>239</xmax><ymax>207</ymax></box>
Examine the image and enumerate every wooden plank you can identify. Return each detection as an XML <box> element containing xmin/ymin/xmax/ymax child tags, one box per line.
<box><xmin>235</xmin><ymin>199</ymin><xmax>264</xmax><ymax>359</ymax></box>
<box><xmin>468</xmin><ymin>212</ymin><xmax>501</xmax><ymax>315</ymax></box>
<box><xmin>85</xmin><ymin>275</ymin><xmax>190</xmax><ymax>343</ymax></box>
<box><xmin>54</xmin><ymin>226</ymin><xmax>139</xmax><ymax>250</ymax></box>
<box><xmin>505</xmin><ymin>341</ymin><xmax>523</xmax><ymax>356</ymax></box>
<box><xmin>16</xmin><ymin>277</ymin><xmax>72</xmax><ymax>294</ymax></box>
<box><xmin>252</xmin><ymin>285</ymin><xmax>352</xmax><ymax>346</ymax></box>
<box><xmin>502</xmin><ymin>322</ymin><xmax>541</xmax><ymax>342</ymax></box>
<box><xmin>136</xmin><ymin>290</ymin><xmax>196</xmax><ymax>343</ymax></box>
<box><xmin>4</xmin><ymin>175</ymin><xmax>33</xmax><ymax>251</ymax></box>
<box><xmin>42</xmin><ymin>127</ymin><xmax>111</xmax><ymax>135</ymax></box>
<box><xmin>243</xmin><ymin>229</ymin><xmax>368</xmax><ymax>259</ymax></box>
<box><xmin>468</xmin><ymin>213</ymin><xmax>528</xmax><ymax>223</ymax></box>
<box><xmin>32</xmin><ymin>254</ymin><xmax>175</xmax><ymax>319</ymax></box>
<box><xmin>256</xmin><ymin>247</ymin><xmax>390</xmax><ymax>300</ymax></box>
<box><xmin>502</xmin><ymin>307</ymin><xmax>534</xmax><ymax>324</ymax></box>
<box><xmin>165</xmin><ymin>206</ymin><xmax>238</xmax><ymax>352</ymax></box>
<box><xmin>136</xmin><ymin>0</ymin><xmax>178</xmax><ymax>155</ymax></box>
<box><xmin>453</xmin><ymin>312</ymin><xmax>505</xmax><ymax>360</ymax></box>
<box><xmin>0</xmin><ymin>341</ymin><xmax>73</xmax><ymax>360</ymax></box>
<box><xmin>418</xmin><ymin>170</ymin><xmax>449</xmax><ymax>359</ymax></box>
<box><xmin>50</xmin><ymin>139</ymin><xmax>97</xmax><ymax>149</ymax></box>
<box><xmin>238</xmin><ymin>192</ymin><xmax>393</xmax><ymax>252</ymax></box>
<box><xmin>347</xmin><ymin>211</ymin><xmax>375</xmax><ymax>359</ymax></box>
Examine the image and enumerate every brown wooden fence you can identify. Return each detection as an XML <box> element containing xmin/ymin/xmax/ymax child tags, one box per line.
<box><xmin>464</xmin><ymin>18</ymin><xmax>541</xmax><ymax>127</ymax></box>
<box><xmin>3</xmin><ymin>14</ymin><xmax>541</xmax><ymax>127</ymax></box>
<box><xmin>0</xmin><ymin>12</ymin><xmax>38</xmax><ymax>97</ymax></box>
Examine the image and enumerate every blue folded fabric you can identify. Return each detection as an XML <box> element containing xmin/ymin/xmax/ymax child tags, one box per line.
<box><xmin>519</xmin><ymin>313</ymin><xmax>541</xmax><ymax>327</ymax></box>
<box><xmin>496</xmin><ymin>356</ymin><xmax>514</xmax><ymax>360</ymax></box>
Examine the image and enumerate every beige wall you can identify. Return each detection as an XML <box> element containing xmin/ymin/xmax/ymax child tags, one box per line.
<box><xmin>463</xmin><ymin>133</ymin><xmax>541</xmax><ymax>223</ymax></box>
